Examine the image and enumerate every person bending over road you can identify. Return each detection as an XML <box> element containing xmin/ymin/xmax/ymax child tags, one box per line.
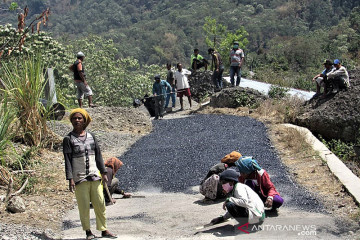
<box><xmin>234</xmin><ymin>152</ymin><xmax>284</xmax><ymax>210</ymax></box>
<box><xmin>104</xmin><ymin>157</ymin><xmax>132</xmax><ymax>206</ymax></box>
<box><xmin>210</xmin><ymin>169</ymin><xmax>265</xmax><ymax>225</ymax></box>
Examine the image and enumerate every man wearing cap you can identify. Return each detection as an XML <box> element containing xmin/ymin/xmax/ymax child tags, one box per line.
<box><xmin>210</xmin><ymin>169</ymin><xmax>265</xmax><ymax>225</ymax></box>
<box><xmin>312</xmin><ymin>59</ymin><xmax>334</xmax><ymax>97</ymax></box>
<box><xmin>229</xmin><ymin>41</ymin><xmax>245</xmax><ymax>87</ymax></box>
<box><xmin>73</xmin><ymin>52</ymin><xmax>95</xmax><ymax>108</ymax></box>
<box><xmin>152</xmin><ymin>74</ymin><xmax>171</xmax><ymax>119</ymax></box>
<box><xmin>208</xmin><ymin>48</ymin><xmax>224</xmax><ymax>91</ymax></box>
<box><xmin>191</xmin><ymin>48</ymin><xmax>208</xmax><ymax>71</ymax></box>
<box><xmin>327</xmin><ymin>59</ymin><xmax>350</xmax><ymax>94</ymax></box>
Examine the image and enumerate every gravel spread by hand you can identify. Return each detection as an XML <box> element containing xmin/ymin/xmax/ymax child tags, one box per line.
<box><xmin>117</xmin><ymin>114</ymin><xmax>323</xmax><ymax>212</ymax></box>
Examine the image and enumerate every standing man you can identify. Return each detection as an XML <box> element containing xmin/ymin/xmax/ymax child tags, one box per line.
<box><xmin>208</xmin><ymin>48</ymin><xmax>224</xmax><ymax>91</ymax></box>
<box><xmin>191</xmin><ymin>48</ymin><xmax>208</xmax><ymax>71</ymax></box>
<box><xmin>229</xmin><ymin>41</ymin><xmax>245</xmax><ymax>87</ymax></box>
<box><xmin>327</xmin><ymin>59</ymin><xmax>350</xmax><ymax>94</ymax></box>
<box><xmin>73</xmin><ymin>52</ymin><xmax>95</xmax><ymax>108</ymax></box>
<box><xmin>152</xmin><ymin>74</ymin><xmax>171</xmax><ymax>120</ymax></box>
<box><xmin>165</xmin><ymin>63</ymin><xmax>176</xmax><ymax>109</ymax></box>
<box><xmin>174</xmin><ymin>63</ymin><xmax>192</xmax><ymax>111</ymax></box>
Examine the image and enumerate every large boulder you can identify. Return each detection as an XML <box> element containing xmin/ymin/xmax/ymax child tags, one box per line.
<box><xmin>295</xmin><ymin>69</ymin><xmax>360</xmax><ymax>142</ymax></box>
<box><xmin>210</xmin><ymin>87</ymin><xmax>267</xmax><ymax>108</ymax></box>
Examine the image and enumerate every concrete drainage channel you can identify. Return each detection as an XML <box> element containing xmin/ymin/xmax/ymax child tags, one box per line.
<box><xmin>283</xmin><ymin>124</ymin><xmax>360</xmax><ymax>205</ymax></box>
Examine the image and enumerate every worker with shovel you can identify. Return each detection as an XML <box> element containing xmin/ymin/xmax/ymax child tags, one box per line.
<box><xmin>152</xmin><ymin>74</ymin><xmax>172</xmax><ymax>120</ymax></box>
<box><xmin>104</xmin><ymin>157</ymin><xmax>132</xmax><ymax>205</ymax></box>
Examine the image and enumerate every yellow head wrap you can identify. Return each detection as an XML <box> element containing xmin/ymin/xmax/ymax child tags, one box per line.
<box><xmin>69</xmin><ymin>108</ymin><xmax>92</xmax><ymax>129</ymax></box>
<box><xmin>221</xmin><ymin>151</ymin><xmax>242</xmax><ymax>164</ymax></box>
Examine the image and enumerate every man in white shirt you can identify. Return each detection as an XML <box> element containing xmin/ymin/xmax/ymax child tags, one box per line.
<box><xmin>210</xmin><ymin>169</ymin><xmax>265</xmax><ymax>225</ymax></box>
<box><xmin>229</xmin><ymin>41</ymin><xmax>245</xmax><ymax>87</ymax></box>
<box><xmin>327</xmin><ymin>59</ymin><xmax>350</xmax><ymax>93</ymax></box>
<box><xmin>174</xmin><ymin>63</ymin><xmax>192</xmax><ymax>111</ymax></box>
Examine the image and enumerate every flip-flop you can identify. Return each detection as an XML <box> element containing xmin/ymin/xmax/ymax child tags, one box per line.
<box><xmin>101</xmin><ymin>233</ymin><xmax>118</xmax><ymax>239</ymax></box>
<box><xmin>86</xmin><ymin>234</ymin><xmax>98</xmax><ymax>240</ymax></box>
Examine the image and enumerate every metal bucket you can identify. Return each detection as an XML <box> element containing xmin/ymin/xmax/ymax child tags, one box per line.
<box><xmin>39</xmin><ymin>99</ymin><xmax>65</xmax><ymax>120</ymax></box>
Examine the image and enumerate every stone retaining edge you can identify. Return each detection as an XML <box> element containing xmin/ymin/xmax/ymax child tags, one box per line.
<box><xmin>282</xmin><ymin>123</ymin><xmax>360</xmax><ymax>205</ymax></box>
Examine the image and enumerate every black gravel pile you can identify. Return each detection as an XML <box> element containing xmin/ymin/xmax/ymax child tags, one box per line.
<box><xmin>188</xmin><ymin>70</ymin><xmax>229</xmax><ymax>102</ymax></box>
<box><xmin>117</xmin><ymin>114</ymin><xmax>324</xmax><ymax>212</ymax></box>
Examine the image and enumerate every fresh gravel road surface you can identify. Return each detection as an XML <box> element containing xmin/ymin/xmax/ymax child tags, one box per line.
<box><xmin>117</xmin><ymin>114</ymin><xmax>321</xmax><ymax>212</ymax></box>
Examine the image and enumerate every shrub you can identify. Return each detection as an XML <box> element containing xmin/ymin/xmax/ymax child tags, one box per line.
<box><xmin>234</xmin><ymin>92</ymin><xmax>258</xmax><ymax>108</ymax></box>
<box><xmin>320</xmin><ymin>136</ymin><xmax>355</xmax><ymax>161</ymax></box>
<box><xmin>268</xmin><ymin>85</ymin><xmax>289</xmax><ymax>99</ymax></box>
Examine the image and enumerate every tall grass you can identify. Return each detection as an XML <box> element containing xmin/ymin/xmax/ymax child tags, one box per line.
<box><xmin>0</xmin><ymin>94</ymin><xmax>15</xmax><ymax>165</ymax></box>
<box><xmin>256</xmin><ymin>96</ymin><xmax>304</xmax><ymax>123</ymax></box>
<box><xmin>1</xmin><ymin>54</ymin><xmax>50</xmax><ymax>147</ymax></box>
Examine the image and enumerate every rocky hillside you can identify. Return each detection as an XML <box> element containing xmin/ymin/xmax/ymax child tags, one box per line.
<box><xmin>295</xmin><ymin>69</ymin><xmax>360</xmax><ymax>142</ymax></box>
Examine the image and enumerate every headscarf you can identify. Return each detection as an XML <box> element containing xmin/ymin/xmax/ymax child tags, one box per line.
<box><xmin>69</xmin><ymin>108</ymin><xmax>92</xmax><ymax>129</ymax></box>
<box><xmin>105</xmin><ymin>157</ymin><xmax>123</xmax><ymax>175</ymax></box>
<box><xmin>235</xmin><ymin>156</ymin><xmax>262</xmax><ymax>175</ymax></box>
<box><xmin>221</xmin><ymin>151</ymin><xmax>242</xmax><ymax>164</ymax></box>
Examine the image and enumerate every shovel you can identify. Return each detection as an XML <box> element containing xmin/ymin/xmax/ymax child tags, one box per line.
<box><xmin>194</xmin><ymin>219</ymin><xmax>229</xmax><ymax>234</ymax></box>
<box><xmin>103</xmin><ymin>182</ymin><xmax>114</xmax><ymax>205</ymax></box>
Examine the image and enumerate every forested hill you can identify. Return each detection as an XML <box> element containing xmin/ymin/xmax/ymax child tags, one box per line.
<box><xmin>1</xmin><ymin>0</ymin><xmax>360</xmax><ymax>83</ymax></box>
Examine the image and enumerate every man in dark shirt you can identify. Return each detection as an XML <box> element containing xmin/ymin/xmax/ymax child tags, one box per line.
<box><xmin>208</xmin><ymin>48</ymin><xmax>224</xmax><ymax>91</ymax></box>
<box><xmin>72</xmin><ymin>52</ymin><xmax>95</xmax><ymax>108</ymax></box>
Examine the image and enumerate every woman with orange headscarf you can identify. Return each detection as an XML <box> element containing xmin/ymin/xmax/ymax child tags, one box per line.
<box><xmin>104</xmin><ymin>157</ymin><xmax>131</xmax><ymax>205</ymax></box>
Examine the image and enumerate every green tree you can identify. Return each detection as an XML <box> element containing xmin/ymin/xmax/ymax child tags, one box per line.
<box><xmin>203</xmin><ymin>17</ymin><xmax>248</xmax><ymax>68</ymax></box>
<box><xmin>67</xmin><ymin>35</ymin><xmax>162</xmax><ymax>107</ymax></box>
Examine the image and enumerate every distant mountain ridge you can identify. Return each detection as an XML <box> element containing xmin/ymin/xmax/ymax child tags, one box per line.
<box><xmin>1</xmin><ymin>0</ymin><xmax>360</xmax><ymax>67</ymax></box>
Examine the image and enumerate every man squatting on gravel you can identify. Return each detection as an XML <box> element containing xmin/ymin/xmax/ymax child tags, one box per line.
<box><xmin>210</xmin><ymin>151</ymin><xmax>284</xmax><ymax>224</ymax></box>
<box><xmin>210</xmin><ymin>169</ymin><xmax>265</xmax><ymax>225</ymax></box>
<box><xmin>63</xmin><ymin>108</ymin><xmax>117</xmax><ymax>239</ymax></box>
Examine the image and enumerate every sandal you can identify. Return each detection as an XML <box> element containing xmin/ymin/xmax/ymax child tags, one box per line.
<box><xmin>86</xmin><ymin>233</ymin><xmax>97</xmax><ymax>240</ymax></box>
<box><xmin>101</xmin><ymin>231</ymin><xmax>117</xmax><ymax>239</ymax></box>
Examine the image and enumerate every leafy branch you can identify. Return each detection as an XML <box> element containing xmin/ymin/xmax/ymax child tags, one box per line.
<box><xmin>0</xmin><ymin>5</ymin><xmax>50</xmax><ymax>60</ymax></box>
